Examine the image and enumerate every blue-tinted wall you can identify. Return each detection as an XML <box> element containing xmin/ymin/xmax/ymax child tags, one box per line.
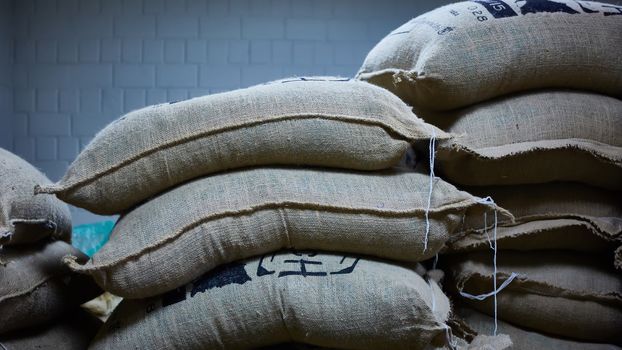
<box><xmin>3</xmin><ymin>0</ymin><xmax>453</xmax><ymax>223</ymax></box>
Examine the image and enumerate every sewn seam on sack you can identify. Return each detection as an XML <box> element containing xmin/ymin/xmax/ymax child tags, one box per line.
<box><xmin>36</xmin><ymin>114</ymin><xmax>449</xmax><ymax>194</ymax></box>
<box><xmin>457</xmin><ymin>271</ymin><xmax>622</xmax><ymax>306</ymax></box>
<box><xmin>441</xmin><ymin>139</ymin><xmax>622</xmax><ymax>163</ymax></box>
<box><xmin>356</xmin><ymin>68</ymin><xmax>416</xmax><ymax>81</ymax></box>
<box><xmin>453</xmin><ymin>216</ymin><xmax>620</xmax><ymax>247</ymax></box>
<box><xmin>76</xmin><ymin>198</ymin><xmax>479</xmax><ymax>272</ymax></box>
<box><xmin>0</xmin><ymin>274</ymin><xmax>56</xmax><ymax>303</ymax></box>
<box><xmin>507</xmin><ymin>214</ymin><xmax>621</xmax><ymax>238</ymax></box>
<box><xmin>447</xmin><ymin>220</ymin><xmax>608</xmax><ymax>250</ymax></box>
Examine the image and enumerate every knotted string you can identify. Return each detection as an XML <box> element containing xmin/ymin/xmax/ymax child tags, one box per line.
<box><xmin>423</xmin><ymin>128</ymin><xmax>437</xmax><ymax>252</ymax></box>
<box><xmin>459</xmin><ymin>196</ymin><xmax>519</xmax><ymax>336</ymax></box>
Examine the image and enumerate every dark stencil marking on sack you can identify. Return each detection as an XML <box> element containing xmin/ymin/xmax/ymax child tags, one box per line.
<box><xmin>577</xmin><ymin>1</ymin><xmax>598</xmax><ymax>13</ymax></box>
<box><xmin>257</xmin><ymin>251</ymin><xmax>360</xmax><ymax>278</ymax></box>
<box><xmin>331</xmin><ymin>256</ymin><xmax>360</xmax><ymax>275</ymax></box>
<box><xmin>161</xmin><ymin>262</ymin><xmax>252</xmax><ymax>307</ymax></box>
<box><xmin>162</xmin><ymin>286</ymin><xmax>187</xmax><ymax>307</ymax></box>
<box><xmin>190</xmin><ymin>262</ymin><xmax>252</xmax><ymax>296</ymax></box>
<box><xmin>257</xmin><ymin>254</ymin><xmax>277</xmax><ymax>276</ymax></box>
<box><xmin>602</xmin><ymin>4</ymin><xmax>622</xmax><ymax>16</ymax></box>
<box><xmin>517</xmin><ymin>0</ymin><xmax>579</xmax><ymax>14</ymax></box>
<box><xmin>280</xmin><ymin>259</ymin><xmax>327</xmax><ymax>277</ymax></box>
<box><xmin>473</xmin><ymin>0</ymin><xmax>518</xmax><ymax>18</ymax></box>
<box><xmin>411</xmin><ymin>18</ymin><xmax>454</xmax><ymax>36</ymax></box>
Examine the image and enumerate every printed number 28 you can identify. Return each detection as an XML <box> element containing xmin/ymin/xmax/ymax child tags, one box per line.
<box><xmin>467</xmin><ymin>6</ymin><xmax>488</xmax><ymax>21</ymax></box>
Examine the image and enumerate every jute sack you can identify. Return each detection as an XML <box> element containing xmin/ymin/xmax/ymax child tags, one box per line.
<box><xmin>89</xmin><ymin>251</ymin><xmax>451</xmax><ymax>350</ymax></box>
<box><xmin>0</xmin><ymin>148</ymin><xmax>71</xmax><ymax>245</ymax></box>
<box><xmin>456</xmin><ymin>306</ymin><xmax>621</xmax><ymax>350</ymax></box>
<box><xmin>447</xmin><ymin>182</ymin><xmax>621</xmax><ymax>255</ymax></box>
<box><xmin>259</xmin><ymin>344</ymin><xmax>337</xmax><ymax>350</ymax></box>
<box><xmin>0</xmin><ymin>241</ymin><xmax>102</xmax><ymax>334</ymax></box>
<box><xmin>81</xmin><ymin>292</ymin><xmax>123</xmax><ymax>322</ymax></box>
<box><xmin>35</xmin><ymin>77</ymin><xmax>448</xmax><ymax>215</ymax></box>
<box><xmin>432</xmin><ymin>90</ymin><xmax>622</xmax><ymax>189</ymax></box>
<box><xmin>65</xmin><ymin>166</ymin><xmax>510</xmax><ymax>299</ymax></box>
<box><xmin>0</xmin><ymin>310</ymin><xmax>101</xmax><ymax>350</ymax></box>
<box><xmin>356</xmin><ymin>1</ymin><xmax>622</xmax><ymax>111</ymax></box>
<box><xmin>446</xmin><ymin>251</ymin><xmax>622</xmax><ymax>343</ymax></box>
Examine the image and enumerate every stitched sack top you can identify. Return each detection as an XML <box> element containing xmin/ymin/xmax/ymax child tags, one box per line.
<box><xmin>431</xmin><ymin>90</ymin><xmax>622</xmax><ymax>189</ymax></box>
<box><xmin>0</xmin><ymin>241</ymin><xmax>101</xmax><ymax>334</ymax></box>
<box><xmin>447</xmin><ymin>251</ymin><xmax>622</xmax><ymax>343</ymax></box>
<box><xmin>457</xmin><ymin>307</ymin><xmax>620</xmax><ymax>349</ymax></box>
<box><xmin>0</xmin><ymin>148</ymin><xmax>71</xmax><ymax>246</ymax></box>
<box><xmin>36</xmin><ymin>78</ymin><xmax>447</xmax><ymax>215</ymax></box>
<box><xmin>66</xmin><ymin>166</ymin><xmax>508</xmax><ymax>298</ymax></box>
<box><xmin>357</xmin><ymin>0</ymin><xmax>622</xmax><ymax>110</ymax></box>
<box><xmin>447</xmin><ymin>183</ymin><xmax>622</xmax><ymax>259</ymax></box>
<box><xmin>89</xmin><ymin>251</ymin><xmax>451</xmax><ymax>350</ymax></box>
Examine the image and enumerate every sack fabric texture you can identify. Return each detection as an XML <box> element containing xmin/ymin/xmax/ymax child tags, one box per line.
<box><xmin>89</xmin><ymin>251</ymin><xmax>451</xmax><ymax>350</ymax></box>
<box><xmin>0</xmin><ymin>241</ymin><xmax>102</xmax><ymax>334</ymax></box>
<box><xmin>0</xmin><ymin>310</ymin><xmax>101</xmax><ymax>350</ymax></box>
<box><xmin>356</xmin><ymin>0</ymin><xmax>622</xmax><ymax>110</ymax></box>
<box><xmin>447</xmin><ymin>182</ymin><xmax>621</xmax><ymax>257</ymax></box>
<box><xmin>65</xmin><ymin>166</ymin><xmax>508</xmax><ymax>299</ymax></box>
<box><xmin>431</xmin><ymin>90</ymin><xmax>622</xmax><ymax>189</ymax></box>
<box><xmin>447</xmin><ymin>251</ymin><xmax>622</xmax><ymax>343</ymax></box>
<box><xmin>457</xmin><ymin>306</ymin><xmax>621</xmax><ymax>350</ymax></box>
<box><xmin>0</xmin><ymin>148</ymin><xmax>71</xmax><ymax>246</ymax></box>
<box><xmin>36</xmin><ymin>77</ymin><xmax>448</xmax><ymax>215</ymax></box>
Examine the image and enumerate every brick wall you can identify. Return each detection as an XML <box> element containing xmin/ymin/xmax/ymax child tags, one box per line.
<box><xmin>0</xmin><ymin>1</ymin><xmax>12</xmax><ymax>151</ymax></box>
<box><xmin>5</xmin><ymin>0</ymin><xmax>451</xmax><ymax>223</ymax></box>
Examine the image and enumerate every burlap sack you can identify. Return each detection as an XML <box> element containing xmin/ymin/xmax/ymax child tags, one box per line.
<box><xmin>81</xmin><ymin>292</ymin><xmax>123</xmax><ymax>322</ymax></box>
<box><xmin>90</xmin><ymin>251</ymin><xmax>451</xmax><ymax>350</ymax></box>
<box><xmin>456</xmin><ymin>306</ymin><xmax>621</xmax><ymax>350</ymax></box>
<box><xmin>35</xmin><ymin>77</ymin><xmax>448</xmax><ymax>215</ymax></box>
<box><xmin>259</xmin><ymin>344</ymin><xmax>337</xmax><ymax>350</ymax></box>
<box><xmin>0</xmin><ymin>148</ymin><xmax>71</xmax><ymax>245</ymax></box>
<box><xmin>356</xmin><ymin>1</ymin><xmax>622</xmax><ymax>111</ymax></box>
<box><xmin>261</xmin><ymin>329</ymin><xmax>514</xmax><ymax>349</ymax></box>
<box><xmin>447</xmin><ymin>251</ymin><xmax>622</xmax><ymax>343</ymax></box>
<box><xmin>432</xmin><ymin>90</ymin><xmax>622</xmax><ymax>189</ymax></box>
<box><xmin>65</xmin><ymin>166</ymin><xmax>509</xmax><ymax>298</ymax></box>
<box><xmin>447</xmin><ymin>182</ymin><xmax>621</xmax><ymax>254</ymax></box>
<box><xmin>0</xmin><ymin>241</ymin><xmax>102</xmax><ymax>334</ymax></box>
<box><xmin>0</xmin><ymin>310</ymin><xmax>101</xmax><ymax>350</ymax></box>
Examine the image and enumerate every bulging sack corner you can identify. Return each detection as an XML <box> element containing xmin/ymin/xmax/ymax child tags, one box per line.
<box><xmin>63</xmin><ymin>254</ymin><xmax>87</xmax><ymax>272</ymax></box>
<box><xmin>33</xmin><ymin>183</ymin><xmax>62</xmax><ymax>195</ymax></box>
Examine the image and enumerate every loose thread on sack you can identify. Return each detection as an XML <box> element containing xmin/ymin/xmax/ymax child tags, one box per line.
<box><xmin>423</xmin><ymin>128</ymin><xmax>437</xmax><ymax>252</ymax></box>
<box><xmin>482</xmin><ymin>212</ymin><xmax>494</xmax><ymax>250</ymax></box>
<box><xmin>459</xmin><ymin>196</ymin><xmax>519</xmax><ymax>336</ymax></box>
<box><xmin>430</xmin><ymin>282</ymin><xmax>437</xmax><ymax>313</ymax></box>
<box><xmin>429</xmin><ymin>280</ymin><xmax>458</xmax><ymax>350</ymax></box>
<box><xmin>444</xmin><ymin>324</ymin><xmax>458</xmax><ymax>350</ymax></box>
<box><xmin>0</xmin><ymin>231</ymin><xmax>12</xmax><ymax>250</ymax></box>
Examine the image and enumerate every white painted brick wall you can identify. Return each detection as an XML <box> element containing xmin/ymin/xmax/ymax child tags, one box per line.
<box><xmin>4</xmin><ymin>0</ymin><xmax>453</xmax><ymax>223</ymax></box>
<box><xmin>0</xmin><ymin>0</ymin><xmax>12</xmax><ymax>152</ymax></box>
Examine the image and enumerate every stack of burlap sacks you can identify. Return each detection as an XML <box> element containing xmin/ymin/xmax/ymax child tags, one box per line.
<box><xmin>0</xmin><ymin>148</ymin><xmax>101</xmax><ymax>349</ymax></box>
<box><xmin>38</xmin><ymin>76</ymin><xmax>511</xmax><ymax>349</ymax></box>
<box><xmin>357</xmin><ymin>0</ymin><xmax>622</xmax><ymax>348</ymax></box>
